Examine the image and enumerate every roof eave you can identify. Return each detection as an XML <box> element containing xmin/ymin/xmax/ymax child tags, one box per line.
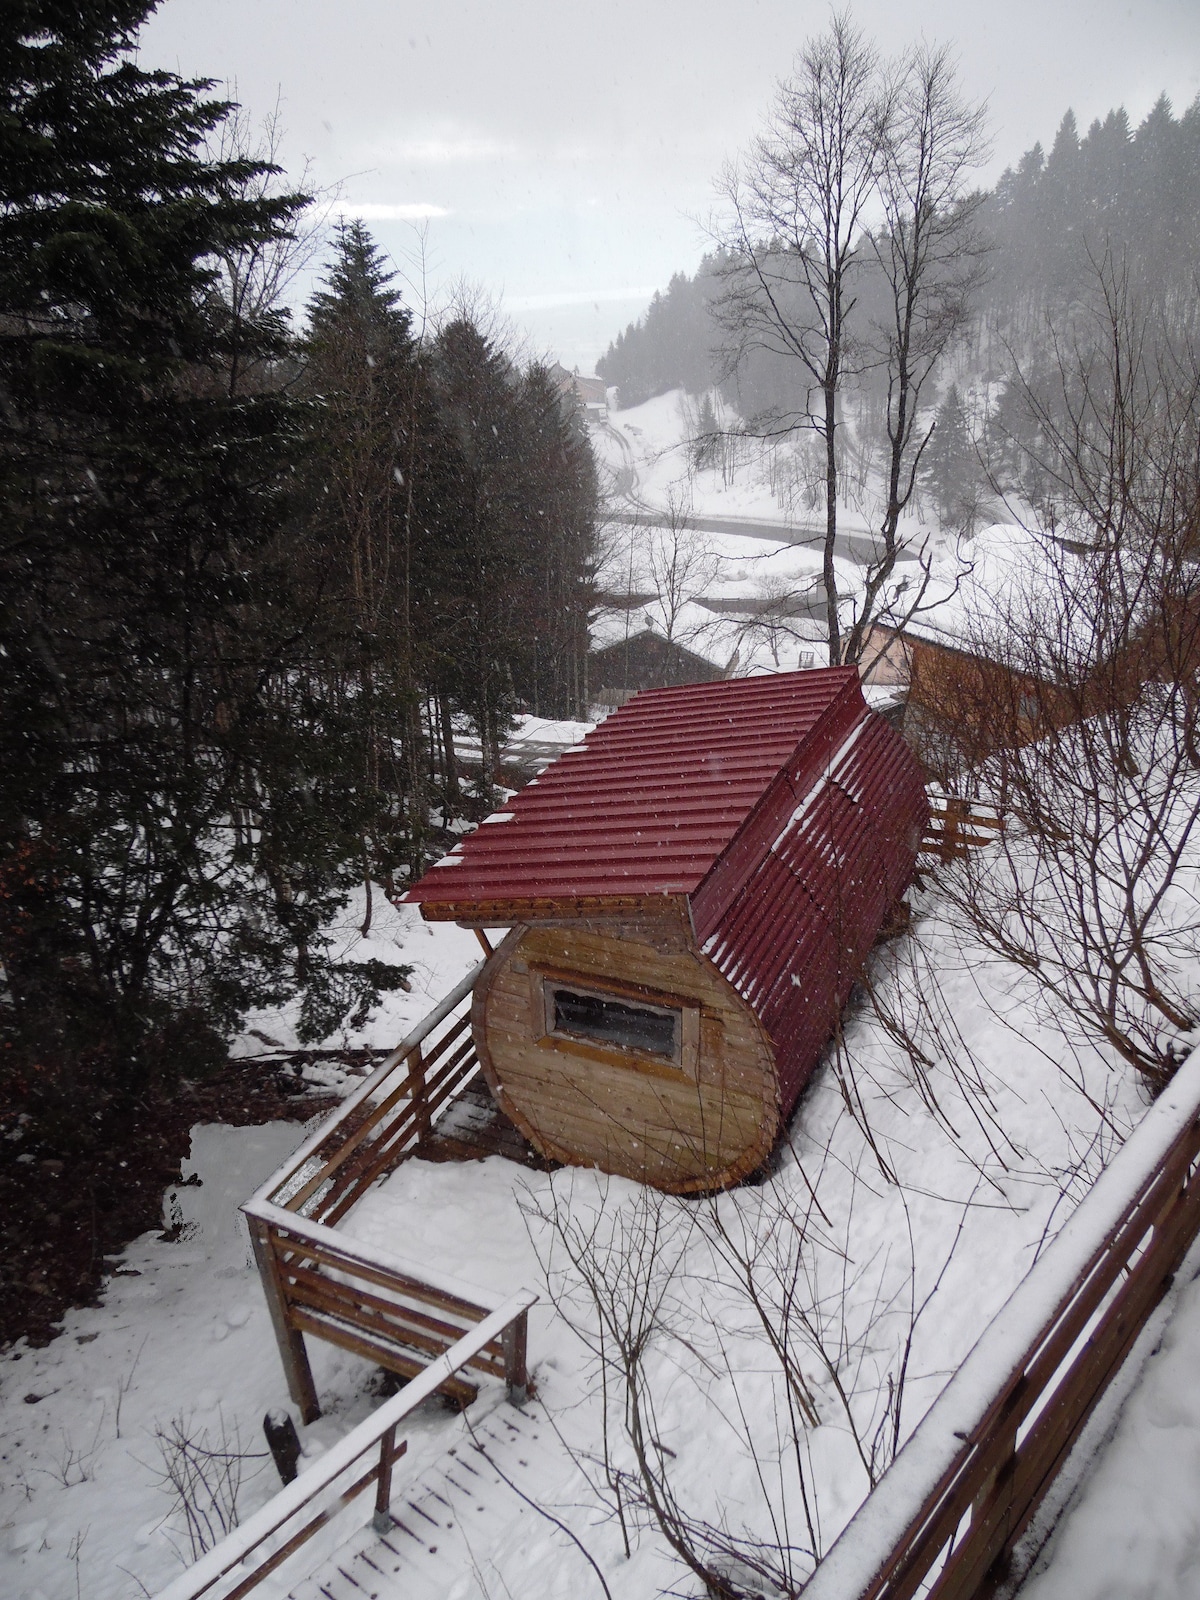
<box><xmin>418</xmin><ymin>891</ymin><xmax>695</xmax><ymax>928</ymax></box>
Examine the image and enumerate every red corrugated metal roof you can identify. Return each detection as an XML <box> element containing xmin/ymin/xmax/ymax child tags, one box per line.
<box><xmin>404</xmin><ymin>669</ymin><xmax>868</xmax><ymax>906</ymax></box>
<box><xmin>698</xmin><ymin>709</ymin><xmax>928</xmax><ymax>1114</ymax></box>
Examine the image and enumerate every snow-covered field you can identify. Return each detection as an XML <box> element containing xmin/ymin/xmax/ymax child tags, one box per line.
<box><xmin>588</xmin><ymin>389</ymin><xmax>977</xmax><ymax>683</ymax></box>
<box><xmin>593</xmin><ymin>389</ymin><xmax>938</xmax><ymax>547</ymax></box>
<box><xmin>1</xmin><ymin>864</ymin><xmax>1163</xmax><ymax>1600</ymax></box>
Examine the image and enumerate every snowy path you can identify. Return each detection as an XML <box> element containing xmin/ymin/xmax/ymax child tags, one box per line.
<box><xmin>1022</xmin><ymin>1255</ymin><xmax>1200</xmax><ymax>1600</ymax></box>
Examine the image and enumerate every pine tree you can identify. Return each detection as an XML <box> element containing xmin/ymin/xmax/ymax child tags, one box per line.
<box><xmin>921</xmin><ymin>385</ymin><xmax>982</xmax><ymax>532</ymax></box>
<box><xmin>0</xmin><ymin>3</ymin><xmax>404</xmax><ymax>1129</ymax></box>
<box><xmin>300</xmin><ymin>221</ymin><xmax>452</xmax><ymax>886</ymax></box>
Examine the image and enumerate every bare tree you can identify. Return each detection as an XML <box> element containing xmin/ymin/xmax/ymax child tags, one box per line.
<box><xmin>204</xmin><ymin>97</ymin><xmax>331</xmax><ymax>398</ymax></box>
<box><xmin>642</xmin><ymin>489</ymin><xmax>723</xmax><ymax>651</ymax></box>
<box><xmin>918</xmin><ymin>267</ymin><xmax>1200</xmax><ymax>1090</ymax></box>
<box><xmin>716</xmin><ymin>13</ymin><xmax>881</xmax><ymax>664</ymax></box>
<box><xmin>715</xmin><ymin>19</ymin><xmax>988</xmax><ymax>667</ymax></box>
<box><xmin>526</xmin><ymin>1151</ymin><xmax>965</xmax><ymax>1599</ymax></box>
<box><xmin>842</xmin><ymin>45</ymin><xmax>990</xmax><ymax>664</ymax></box>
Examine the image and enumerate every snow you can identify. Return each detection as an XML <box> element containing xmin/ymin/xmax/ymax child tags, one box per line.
<box><xmin>233</xmin><ymin>891</ymin><xmax>488</xmax><ymax>1058</ymax></box>
<box><xmin>594</xmin><ymin>388</ymin><xmax>933</xmax><ymax>546</ymax></box>
<box><xmin>909</xmin><ymin>520</ymin><xmax>1086</xmax><ymax>658</ymax></box>
<box><xmin>1022</xmin><ymin>1254</ymin><xmax>1200</xmax><ymax>1598</ymax></box>
<box><xmin>1</xmin><ymin>829</ymin><xmax>1192</xmax><ymax>1599</ymax></box>
<box><xmin>0</xmin><ymin>1121</ymin><xmax>318</xmax><ymax>1599</ymax></box>
<box><xmin>450</xmin><ymin>714</ymin><xmax>597</xmax><ymax>778</ymax></box>
<box><xmin>590</xmin><ymin>391</ymin><xmax>964</xmax><ymax>684</ymax></box>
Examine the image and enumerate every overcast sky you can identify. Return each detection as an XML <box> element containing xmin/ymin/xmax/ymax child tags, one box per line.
<box><xmin>141</xmin><ymin>0</ymin><xmax>1200</xmax><ymax>371</ymax></box>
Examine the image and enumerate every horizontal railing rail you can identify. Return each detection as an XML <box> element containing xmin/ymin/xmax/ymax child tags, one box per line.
<box><xmin>802</xmin><ymin>1045</ymin><xmax>1200</xmax><ymax>1600</ymax></box>
<box><xmin>153</xmin><ymin>1288</ymin><xmax>537</xmax><ymax>1600</ymax></box>
<box><xmin>244</xmin><ymin>1199</ymin><xmax>524</xmax><ymax>1417</ymax></box>
<box><xmin>921</xmin><ymin>797</ymin><xmax>1004</xmax><ymax>862</ymax></box>
<box><xmin>250</xmin><ymin>960</ymin><xmax>486</xmax><ymax>1228</ymax></box>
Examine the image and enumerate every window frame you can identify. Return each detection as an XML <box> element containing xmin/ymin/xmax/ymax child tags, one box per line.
<box><xmin>529</xmin><ymin>965</ymin><xmax>701</xmax><ymax>1079</ymax></box>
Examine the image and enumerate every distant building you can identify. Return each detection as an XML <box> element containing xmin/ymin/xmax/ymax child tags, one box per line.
<box><xmin>587</xmin><ymin>625</ymin><xmax>725</xmax><ymax>712</ymax></box>
<box><xmin>549</xmin><ymin>362</ymin><xmax>609</xmax><ymax>421</ymax></box>
<box><xmin>858</xmin><ymin>622</ymin><xmax>913</xmax><ymax>689</ymax></box>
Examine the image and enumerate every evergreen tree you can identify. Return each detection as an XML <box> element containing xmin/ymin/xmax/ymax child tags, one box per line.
<box><xmin>0</xmin><ymin>3</ymin><xmax>402</xmax><ymax>1133</ymax></box>
<box><xmin>508</xmin><ymin>364</ymin><xmax>598</xmax><ymax>718</ymax></box>
<box><xmin>921</xmin><ymin>385</ymin><xmax>983</xmax><ymax>532</ymax></box>
<box><xmin>300</xmin><ymin>220</ymin><xmax>454</xmax><ymax>887</ymax></box>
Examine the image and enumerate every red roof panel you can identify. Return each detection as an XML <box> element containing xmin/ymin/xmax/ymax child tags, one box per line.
<box><xmin>405</xmin><ymin>670</ymin><xmax>869</xmax><ymax>906</ymax></box>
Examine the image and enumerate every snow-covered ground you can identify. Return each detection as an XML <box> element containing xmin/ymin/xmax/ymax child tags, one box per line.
<box><xmin>1</xmin><ymin>865</ymin><xmax>1160</xmax><ymax>1600</ymax></box>
<box><xmin>1023</xmin><ymin>1256</ymin><xmax>1200</xmax><ymax>1599</ymax></box>
<box><xmin>450</xmin><ymin>713</ymin><xmax>597</xmax><ymax>778</ymax></box>
<box><xmin>593</xmin><ymin>389</ymin><xmax>938</xmax><ymax>547</ymax></box>
<box><xmin>588</xmin><ymin>389</ymin><xmax>980</xmax><ymax>681</ymax></box>
<box><xmin>230</xmin><ymin>890</ymin><xmax>487</xmax><ymax>1060</ymax></box>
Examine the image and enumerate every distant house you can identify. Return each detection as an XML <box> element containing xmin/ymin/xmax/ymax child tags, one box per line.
<box><xmin>549</xmin><ymin>362</ymin><xmax>609</xmax><ymax>421</ymax></box>
<box><xmin>856</xmin><ymin>622</ymin><xmax>912</xmax><ymax>689</ymax></box>
<box><xmin>587</xmin><ymin>625</ymin><xmax>726</xmax><ymax>710</ymax></box>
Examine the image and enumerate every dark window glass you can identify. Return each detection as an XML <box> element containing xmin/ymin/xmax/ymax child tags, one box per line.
<box><xmin>551</xmin><ymin>986</ymin><xmax>678</xmax><ymax>1057</ymax></box>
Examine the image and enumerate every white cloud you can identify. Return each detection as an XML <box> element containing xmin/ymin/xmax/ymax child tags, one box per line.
<box><xmin>371</xmin><ymin>136</ymin><xmax>521</xmax><ymax>165</ymax></box>
<box><xmin>506</xmin><ymin>286</ymin><xmax>662</xmax><ymax>311</ymax></box>
<box><xmin>335</xmin><ymin>201</ymin><xmax>451</xmax><ymax>221</ymax></box>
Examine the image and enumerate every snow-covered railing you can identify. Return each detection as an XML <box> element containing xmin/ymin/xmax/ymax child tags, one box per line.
<box><xmin>249</xmin><ymin>960</ymin><xmax>485</xmax><ymax>1228</ymax></box>
<box><xmin>152</xmin><ymin>1288</ymin><xmax>537</xmax><ymax>1600</ymax></box>
<box><xmin>802</xmin><ymin>1046</ymin><xmax>1200</xmax><ymax>1600</ymax></box>
<box><xmin>244</xmin><ymin>963</ymin><xmax>494</xmax><ymax>1420</ymax></box>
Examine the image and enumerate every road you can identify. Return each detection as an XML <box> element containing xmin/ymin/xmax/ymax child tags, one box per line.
<box><xmin>615</xmin><ymin>505</ymin><xmax>918</xmax><ymax>566</ymax></box>
<box><xmin>595</xmin><ymin>417</ymin><xmax>919</xmax><ymax>568</ymax></box>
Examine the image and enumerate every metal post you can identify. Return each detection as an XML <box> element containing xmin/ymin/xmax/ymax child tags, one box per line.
<box><xmin>501</xmin><ymin>1309</ymin><xmax>529</xmax><ymax>1407</ymax></box>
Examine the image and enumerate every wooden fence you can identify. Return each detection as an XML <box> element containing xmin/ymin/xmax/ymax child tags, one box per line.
<box><xmin>921</xmin><ymin>797</ymin><xmax>1004</xmax><ymax>862</ymax></box>
<box><xmin>243</xmin><ymin>962</ymin><xmax>495</xmax><ymax>1421</ymax></box>
<box><xmin>153</xmin><ymin>1289</ymin><xmax>537</xmax><ymax>1600</ymax></box>
<box><xmin>801</xmin><ymin>1046</ymin><xmax>1200</xmax><ymax>1600</ymax></box>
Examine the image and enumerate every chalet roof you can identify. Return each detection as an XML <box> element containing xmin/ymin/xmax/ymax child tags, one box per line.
<box><xmin>403</xmin><ymin>668</ymin><xmax>868</xmax><ymax>913</ymax></box>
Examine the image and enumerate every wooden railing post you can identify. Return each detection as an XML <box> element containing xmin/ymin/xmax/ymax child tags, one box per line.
<box><xmin>942</xmin><ymin>797</ymin><xmax>967</xmax><ymax>862</ymax></box>
<box><xmin>502</xmin><ymin>1308</ymin><xmax>529</xmax><ymax>1406</ymax></box>
<box><xmin>373</xmin><ymin>1425</ymin><xmax>404</xmax><ymax>1533</ymax></box>
<box><xmin>248</xmin><ymin>1217</ymin><xmax>320</xmax><ymax>1425</ymax></box>
<box><xmin>408</xmin><ymin>1043</ymin><xmax>430</xmax><ymax>1145</ymax></box>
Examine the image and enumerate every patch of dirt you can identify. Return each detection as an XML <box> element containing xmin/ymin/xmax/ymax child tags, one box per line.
<box><xmin>0</xmin><ymin>1061</ymin><xmax>341</xmax><ymax>1352</ymax></box>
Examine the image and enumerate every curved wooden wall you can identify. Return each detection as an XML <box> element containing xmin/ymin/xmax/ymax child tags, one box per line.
<box><xmin>472</xmin><ymin>909</ymin><xmax>779</xmax><ymax>1193</ymax></box>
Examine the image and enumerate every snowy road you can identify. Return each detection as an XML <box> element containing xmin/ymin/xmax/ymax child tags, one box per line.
<box><xmin>617</xmin><ymin>503</ymin><xmax>919</xmax><ymax>566</ymax></box>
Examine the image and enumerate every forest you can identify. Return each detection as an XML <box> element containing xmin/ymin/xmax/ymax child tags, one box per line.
<box><xmin>0</xmin><ymin>4</ymin><xmax>599</xmax><ymax>1238</ymax></box>
<box><xmin>598</xmin><ymin>91</ymin><xmax>1200</xmax><ymax>533</ymax></box>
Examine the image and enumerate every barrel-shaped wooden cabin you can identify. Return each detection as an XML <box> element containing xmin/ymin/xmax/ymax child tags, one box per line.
<box><xmin>405</xmin><ymin>669</ymin><xmax>927</xmax><ymax>1193</ymax></box>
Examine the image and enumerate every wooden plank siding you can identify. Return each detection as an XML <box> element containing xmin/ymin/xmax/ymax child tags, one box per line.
<box><xmin>473</xmin><ymin>914</ymin><xmax>779</xmax><ymax>1192</ymax></box>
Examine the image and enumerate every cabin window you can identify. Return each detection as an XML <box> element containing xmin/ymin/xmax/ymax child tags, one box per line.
<box><xmin>548</xmin><ymin>985</ymin><xmax>680</xmax><ymax>1058</ymax></box>
<box><xmin>530</xmin><ymin>968</ymin><xmax>701</xmax><ymax>1077</ymax></box>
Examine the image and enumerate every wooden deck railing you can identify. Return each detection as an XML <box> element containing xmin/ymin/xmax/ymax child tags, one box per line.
<box><xmin>921</xmin><ymin>797</ymin><xmax>1004</xmax><ymax>862</ymax></box>
<box><xmin>243</xmin><ymin>962</ymin><xmax>497</xmax><ymax>1421</ymax></box>
<box><xmin>801</xmin><ymin>1045</ymin><xmax>1200</xmax><ymax>1600</ymax></box>
<box><xmin>152</xmin><ymin>1289</ymin><xmax>537</xmax><ymax>1600</ymax></box>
